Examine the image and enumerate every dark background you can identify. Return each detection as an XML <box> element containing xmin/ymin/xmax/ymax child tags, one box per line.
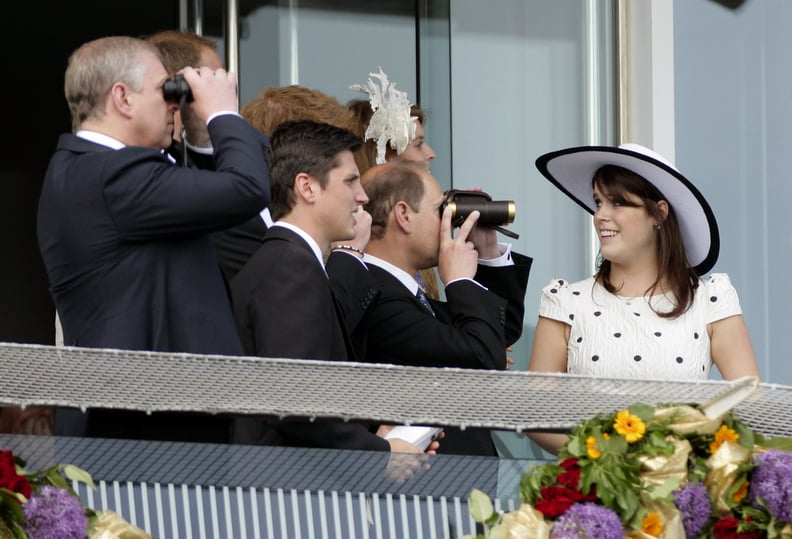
<box><xmin>1</xmin><ymin>2</ymin><xmax>178</xmax><ymax>344</ymax></box>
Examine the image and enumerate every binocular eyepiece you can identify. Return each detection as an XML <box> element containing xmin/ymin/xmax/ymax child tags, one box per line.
<box><xmin>441</xmin><ymin>189</ymin><xmax>519</xmax><ymax>239</ymax></box>
<box><xmin>162</xmin><ymin>74</ymin><xmax>193</xmax><ymax>103</ymax></box>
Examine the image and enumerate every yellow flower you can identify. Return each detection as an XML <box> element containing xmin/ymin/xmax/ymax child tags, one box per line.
<box><xmin>586</xmin><ymin>436</ymin><xmax>602</xmax><ymax>459</ymax></box>
<box><xmin>732</xmin><ymin>479</ymin><xmax>749</xmax><ymax>503</ymax></box>
<box><xmin>710</xmin><ymin>424</ymin><xmax>739</xmax><ymax>454</ymax></box>
<box><xmin>613</xmin><ymin>410</ymin><xmax>646</xmax><ymax>443</ymax></box>
<box><xmin>641</xmin><ymin>511</ymin><xmax>663</xmax><ymax>536</ymax></box>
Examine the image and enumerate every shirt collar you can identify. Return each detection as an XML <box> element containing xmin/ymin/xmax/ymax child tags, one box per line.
<box><xmin>363</xmin><ymin>254</ymin><xmax>420</xmax><ymax>295</ymax></box>
<box><xmin>75</xmin><ymin>130</ymin><xmax>125</xmax><ymax>149</ymax></box>
<box><xmin>271</xmin><ymin>221</ymin><xmax>326</xmax><ymax>272</ymax></box>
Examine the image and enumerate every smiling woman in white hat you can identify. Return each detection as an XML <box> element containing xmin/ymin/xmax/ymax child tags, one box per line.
<box><xmin>526</xmin><ymin>143</ymin><xmax>759</xmax><ymax>455</ymax></box>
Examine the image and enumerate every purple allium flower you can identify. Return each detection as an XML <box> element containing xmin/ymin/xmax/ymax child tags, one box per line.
<box><xmin>749</xmin><ymin>449</ymin><xmax>792</xmax><ymax>522</ymax></box>
<box><xmin>673</xmin><ymin>482</ymin><xmax>711</xmax><ymax>538</ymax></box>
<box><xmin>551</xmin><ymin>502</ymin><xmax>624</xmax><ymax>539</ymax></box>
<box><xmin>23</xmin><ymin>485</ymin><xmax>87</xmax><ymax>539</ymax></box>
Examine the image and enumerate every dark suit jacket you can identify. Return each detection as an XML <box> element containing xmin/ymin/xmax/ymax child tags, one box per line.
<box><xmin>166</xmin><ymin>139</ymin><xmax>216</xmax><ymax>170</ymax></box>
<box><xmin>362</xmin><ymin>252</ymin><xmax>533</xmax><ymax>455</ymax></box>
<box><xmin>37</xmin><ymin>114</ymin><xmax>270</xmax><ymax>441</ymax></box>
<box><xmin>364</xmin><ymin>253</ymin><xmax>532</xmax><ymax>368</ymax></box>
<box><xmin>210</xmin><ymin>214</ymin><xmax>269</xmax><ymax>284</ymax></box>
<box><xmin>230</xmin><ymin>226</ymin><xmax>388</xmax><ymax>451</ymax></box>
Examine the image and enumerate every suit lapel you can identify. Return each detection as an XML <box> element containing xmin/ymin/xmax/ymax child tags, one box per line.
<box><xmin>268</xmin><ymin>226</ymin><xmax>358</xmax><ymax>361</ymax></box>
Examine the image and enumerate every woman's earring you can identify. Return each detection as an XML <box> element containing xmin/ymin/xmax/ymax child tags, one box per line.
<box><xmin>654</xmin><ymin>222</ymin><xmax>662</xmax><ymax>230</ymax></box>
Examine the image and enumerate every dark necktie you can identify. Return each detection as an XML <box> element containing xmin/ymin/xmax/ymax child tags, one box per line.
<box><xmin>416</xmin><ymin>288</ymin><xmax>435</xmax><ymax>316</ymax></box>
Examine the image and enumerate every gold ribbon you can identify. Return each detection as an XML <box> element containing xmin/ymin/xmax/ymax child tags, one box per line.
<box><xmin>638</xmin><ymin>437</ymin><xmax>691</xmax><ymax>490</ymax></box>
<box><xmin>88</xmin><ymin>510</ymin><xmax>155</xmax><ymax>539</ymax></box>
<box><xmin>489</xmin><ymin>503</ymin><xmax>551</xmax><ymax>539</ymax></box>
<box><xmin>625</xmin><ymin>500</ymin><xmax>685</xmax><ymax>538</ymax></box>
<box><xmin>653</xmin><ymin>405</ymin><xmax>722</xmax><ymax>436</ymax></box>
<box><xmin>705</xmin><ymin>441</ymin><xmax>752</xmax><ymax>514</ymax></box>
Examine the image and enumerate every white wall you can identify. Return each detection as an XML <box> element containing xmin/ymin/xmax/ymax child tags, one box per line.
<box><xmin>674</xmin><ymin>0</ymin><xmax>792</xmax><ymax>384</ymax></box>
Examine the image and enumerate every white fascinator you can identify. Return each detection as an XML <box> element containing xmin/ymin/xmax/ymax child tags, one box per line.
<box><xmin>351</xmin><ymin>67</ymin><xmax>417</xmax><ymax>164</ymax></box>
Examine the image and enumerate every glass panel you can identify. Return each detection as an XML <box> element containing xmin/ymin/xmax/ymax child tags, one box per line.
<box><xmin>188</xmin><ymin>0</ymin><xmax>617</xmax><ymax>461</ymax></box>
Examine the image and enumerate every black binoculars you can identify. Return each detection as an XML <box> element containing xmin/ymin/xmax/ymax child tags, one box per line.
<box><xmin>441</xmin><ymin>189</ymin><xmax>519</xmax><ymax>239</ymax></box>
<box><xmin>162</xmin><ymin>74</ymin><xmax>193</xmax><ymax>103</ymax></box>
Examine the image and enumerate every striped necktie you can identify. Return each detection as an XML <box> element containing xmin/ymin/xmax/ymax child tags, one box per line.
<box><xmin>416</xmin><ymin>288</ymin><xmax>435</xmax><ymax>316</ymax></box>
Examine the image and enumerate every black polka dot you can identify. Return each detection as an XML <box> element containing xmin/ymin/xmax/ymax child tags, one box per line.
<box><xmin>710</xmin><ymin>296</ymin><xmax>718</xmax><ymax>303</ymax></box>
<box><xmin>550</xmin><ymin>288</ymin><xmax>558</xmax><ymax>294</ymax></box>
<box><xmin>613</xmin><ymin>332</ymin><xmax>621</xmax><ymax>338</ymax></box>
<box><xmin>633</xmin><ymin>355</ymin><xmax>641</xmax><ymax>362</ymax></box>
<box><xmin>594</xmin><ymin>311</ymin><xmax>601</xmax><ymax>317</ymax></box>
<box><xmin>654</xmin><ymin>332</ymin><xmax>662</xmax><ymax>337</ymax></box>
<box><xmin>592</xmin><ymin>355</ymin><xmax>599</xmax><ymax>362</ymax></box>
<box><xmin>572</xmin><ymin>291</ymin><xmax>581</xmax><ymax>296</ymax></box>
<box><xmin>569</xmin><ymin>313</ymin><xmax>575</xmax><ymax>321</ymax></box>
<box><xmin>676</xmin><ymin>357</ymin><xmax>684</xmax><ymax>364</ymax></box>
<box><xmin>694</xmin><ymin>332</ymin><xmax>699</xmax><ymax>339</ymax></box>
<box><xmin>702</xmin><ymin>365</ymin><xmax>706</xmax><ymax>372</ymax></box>
<box><xmin>633</xmin><ymin>312</ymin><xmax>640</xmax><ymax>317</ymax></box>
<box><xmin>576</xmin><ymin>337</ymin><xmax>582</xmax><ymax>343</ymax></box>
<box><xmin>557</xmin><ymin>279</ymin><xmax>565</xmax><ymax>285</ymax></box>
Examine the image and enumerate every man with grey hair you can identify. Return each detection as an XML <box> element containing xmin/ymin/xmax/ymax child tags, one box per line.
<box><xmin>37</xmin><ymin>35</ymin><xmax>270</xmax><ymax>442</ymax></box>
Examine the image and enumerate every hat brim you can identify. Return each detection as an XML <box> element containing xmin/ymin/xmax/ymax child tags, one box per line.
<box><xmin>535</xmin><ymin>146</ymin><xmax>719</xmax><ymax>275</ymax></box>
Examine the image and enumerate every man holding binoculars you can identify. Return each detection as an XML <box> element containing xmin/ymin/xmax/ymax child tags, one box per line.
<box><xmin>37</xmin><ymin>35</ymin><xmax>270</xmax><ymax>442</ymax></box>
<box><xmin>358</xmin><ymin>161</ymin><xmax>532</xmax><ymax>457</ymax></box>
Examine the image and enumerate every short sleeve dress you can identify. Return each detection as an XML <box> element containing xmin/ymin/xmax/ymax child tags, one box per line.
<box><xmin>537</xmin><ymin>273</ymin><xmax>742</xmax><ymax>380</ymax></box>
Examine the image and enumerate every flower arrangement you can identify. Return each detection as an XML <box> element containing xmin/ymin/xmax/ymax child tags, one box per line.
<box><xmin>0</xmin><ymin>448</ymin><xmax>153</xmax><ymax>538</ymax></box>
<box><xmin>465</xmin><ymin>402</ymin><xmax>792</xmax><ymax>539</ymax></box>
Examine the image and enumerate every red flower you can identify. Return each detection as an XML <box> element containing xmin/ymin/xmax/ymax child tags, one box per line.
<box><xmin>534</xmin><ymin>485</ymin><xmax>589</xmax><ymax>518</ymax></box>
<box><xmin>557</xmin><ymin>458</ymin><xmax>581</xmax><ymax>489</ymax></box>
<box><xmin>9</xmin><ymin>475</ymin><xmax>31</xmax><ymax>499</ymax></box>
<box><xmin>0</xmin><ymin>450</ymin><xmax>19</xmax><ymax>489</ymax></box>
<box><xmin>712</xmin><ymin>516</ymin><xmax>762</xmax><ymax>539</ymax></box>
<box><xmin>0</xmin><ymin>450</ymin><xmax>31</xmax><ymax>500</ymax></box>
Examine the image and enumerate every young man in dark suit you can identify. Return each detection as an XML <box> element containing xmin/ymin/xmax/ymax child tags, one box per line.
<box><xmin>230</xmin><ymin>120</ymin><xmax>431</xmax><ymax>455</ymax></box>
<box><xmin>359</xmin><ymin>161</ymin><xmax>533</xmax><ymax>456</ymax></box>
<box><xmin>37</xmin><ymin>36</ymin><xmax>270</xmax><ymax>442</ymax></box>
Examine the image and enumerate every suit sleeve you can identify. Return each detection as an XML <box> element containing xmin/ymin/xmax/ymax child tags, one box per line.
<box><xmin>275</xmin><ymin>421</ymin><xmax>390</xmax><ymax>452</ymax></box>
<box><xmin>210</xmin><ymin>215</ymin><xmax>269</xmax><ymax>284</ymax></box>
<box><xmin>104</xmin><ymin>115</ymin><xmax>271</xmax><ymax>239</ymax></box>
<box><xmin>326</xmin><ymin>251</ymin><xmax>380</xmax><ymax>332</ymax></box>
<box><xmin>474</xmin><ymin>252</ymin><xmax>533</xmax><ymax>346</ymax></box>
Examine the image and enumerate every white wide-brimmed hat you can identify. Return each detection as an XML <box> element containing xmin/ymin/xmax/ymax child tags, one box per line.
<box><xmin>535</xmin><ymin>143</ymin><xmax>720</xmax><ymax>275</ymax></box>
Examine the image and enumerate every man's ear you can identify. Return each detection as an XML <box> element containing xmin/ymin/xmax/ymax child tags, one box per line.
<box><xmin>293</xmin><ymin>172</ymin><xmax>316</xmax><ymax>204</ymax></box>
<box><xmin>110</xmin><ymin>82</ymin><xmax>133</xmax><ymax>119</ymax></box>
<box><xmin>393</xmin><ymin>200</ymin><xmax>413</xmax><ymax>234</ymax></box>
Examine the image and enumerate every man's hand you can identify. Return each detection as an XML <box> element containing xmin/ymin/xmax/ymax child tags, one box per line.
<box><xmin>180</xmin><ymin>66</ymin><xmax>239</xmax><ymax>122</ymax></box>
<box><xmin>457</xmin><ymin>186</ymin><xmax>501</xmax><ymax>258</ymax></box>
<box><xmin>437</xmin><ymin>206</ymin><xmax>480</xmax><ymax>284</ymax></box>
<box><xmin>332</xmin><ymin>206</ymin><xmax>371</xmax><ymax>252</ymax></box>
<box><xmin>468</xmin><ymin>222</ymin><xmax>500</xmax><ymax>259</ymax></box>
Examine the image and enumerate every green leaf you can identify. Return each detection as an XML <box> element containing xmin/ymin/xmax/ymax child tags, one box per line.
<box><xmin>646</xmin><ymin>476</ymin><xmax>681</xmax><ymax>500</ymax></box>
<box><xmin>629</xmin><ymin>403</ymin><xmax>655</xmax><ymax>423</ymax></box>
<box><xmin>468</xmin><ymin>488</ymin><xmax>494</xmax><ymax>523</ymax></box>
<box><xmin>63</xmin><ymin>464</ymin><xmax>96</xmax><ymax>490</ymax></box>
<box><xmin>761</xmin><ymin>436</ymin><xmax>792</xmax><ymax>452</ymax></box>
